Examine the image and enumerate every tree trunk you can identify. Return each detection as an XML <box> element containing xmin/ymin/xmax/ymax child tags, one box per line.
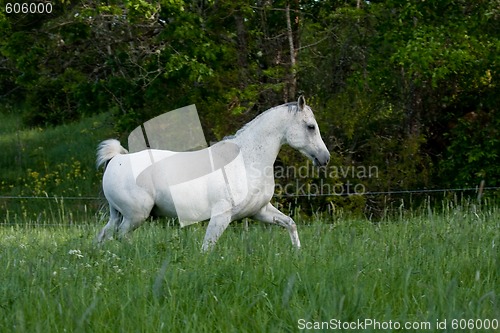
<box><xmin>285</xmin><ymin>2</ymin><xmax>297</xmax><ymax>101</ymax></box>
<box><xmin>234</xmin><ymin>11</ymin><xmax>248</xmax><ymax>88</ymax></box>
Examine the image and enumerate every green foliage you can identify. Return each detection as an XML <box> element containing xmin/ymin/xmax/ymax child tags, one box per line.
<box><xmin>23</xmin><ymin>69</ymin><xmax>89</xmax><ymax>125</ymax></box>
<box><xmin>441</xmin><ymin>111</ymin><xmax>500</xmax><ymax>187</ymax></box>
<box><xmin>299</xmin><ymin>0</ymin><xmax>499</xmax><ymax>198</ymax></box>
<box><xmin>0</xmin><ymin>0</ymin><xmax>499</xmax><ymax>213</ymax></box>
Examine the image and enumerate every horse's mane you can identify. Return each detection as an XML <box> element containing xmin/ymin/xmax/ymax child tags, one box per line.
<box><xmin>223</xmin><ymin>102</ymin><xmax>299</xmax><ymax>140</ymax></box>
<box><xmin>284</xmin><ymin>101</ymin><xmax>299</xmax><ymax>112</ymax></box>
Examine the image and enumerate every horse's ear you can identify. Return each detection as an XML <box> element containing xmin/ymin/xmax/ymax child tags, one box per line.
<box><xmin>298</xmin><ymin>95</ymin><xmax>306</xmax><ymax>111</ymax></box>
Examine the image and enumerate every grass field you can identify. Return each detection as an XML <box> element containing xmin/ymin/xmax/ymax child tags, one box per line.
<box><xmin>0</xmin><ymin>202</ymin><xmax>498</xmax><ymax>332</ymax></box>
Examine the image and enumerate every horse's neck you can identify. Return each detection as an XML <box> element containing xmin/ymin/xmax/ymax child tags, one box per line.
<box><xmin>232</xmin><ymin>107</ymin><xmax>287</xmax><ymax>168</ymax></box>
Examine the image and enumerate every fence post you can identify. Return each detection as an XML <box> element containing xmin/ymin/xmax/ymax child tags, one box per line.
<box><xmin>477</xmin><ymin>180</ymin><xmax>485</xmax><ymax>204</ymax></box>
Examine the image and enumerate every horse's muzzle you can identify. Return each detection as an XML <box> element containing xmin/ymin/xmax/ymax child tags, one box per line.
<box><xmin>313</xmin><ymin>151</ymin><xmax>330</xmax><ymax>167</ymax></box>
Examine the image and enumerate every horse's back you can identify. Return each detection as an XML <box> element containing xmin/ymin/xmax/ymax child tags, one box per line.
<box><xmin>103</xmin><ymin>143</ymin><xmax>250</xmax><ymax>225</ymax></box>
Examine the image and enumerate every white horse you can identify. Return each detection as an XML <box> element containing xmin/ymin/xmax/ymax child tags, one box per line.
<box><xmin>96</xmin><ymin>96</ymin><xmax>329</xmax><ymax>251</ymax></box>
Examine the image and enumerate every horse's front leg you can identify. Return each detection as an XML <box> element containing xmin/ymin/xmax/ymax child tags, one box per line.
<box><xmin>252</xmin><ymin>203</ymin><xmax>301</xmax><ymax>249</ymax></box>
<box><xmin>202</xmin><ymin>200</ymin><xmax>233</xmax><ymax>252</ymax></box>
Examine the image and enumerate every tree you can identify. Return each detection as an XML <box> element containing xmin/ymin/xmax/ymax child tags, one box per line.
<box><xmin>1</xmin><ymin>0</ymin><xmax>498</xmax><ymax>209</ymax></box>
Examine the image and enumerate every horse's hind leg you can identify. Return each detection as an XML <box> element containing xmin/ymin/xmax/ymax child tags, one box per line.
<box><xmin>252</xmin><ymin>203</ymin><xmax>301</xmax><ymax>249</ymax></box>
<box><xmin>117</xmin><ymin>216</ymin><xmax>147</xmax><ymax>239</ymax></box>
<box><xmin>97</xmin><ymin>205</ymin><xmax>122</xmax><ymax>243</ymax></box>
<box><xmin>116</xmin><ymin>196</ymin><xmax>155</xmax><ymax>239</ymax></box>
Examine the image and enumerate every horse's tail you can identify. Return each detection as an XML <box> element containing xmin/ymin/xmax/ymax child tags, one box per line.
<box><xmin>96</xmin><ymin>139</ymin><xmax>128</xmax><ymax>169</ymax></box>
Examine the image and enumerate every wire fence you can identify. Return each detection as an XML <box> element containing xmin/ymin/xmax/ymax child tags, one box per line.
<box><xmin>0</xmin><ymin>196</ymin><xmax>101</xmax><ymax>200</ymax></box>
<box><xmin>0</xmin><ymin>186</ymin><xmax>499</xmax><ymax>200</ymax></box>
<box><xmin>1</xmin><ymin>186</ymin><xmax>499</xmax><ymax>227</ymax></box>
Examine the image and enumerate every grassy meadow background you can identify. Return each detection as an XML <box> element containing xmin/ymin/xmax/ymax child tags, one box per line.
<box><xmin>0</xmin><ymin>204</ymin><xmax>499</xmax><ymax>332</ymax></box>
<box><xmin>1</xmin><ymin>109</ymin><xmax>499</xmax><ymax>332</ymax></box>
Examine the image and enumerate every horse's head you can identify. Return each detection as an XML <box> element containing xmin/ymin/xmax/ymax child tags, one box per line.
<box><xmin>285</xmin><ymin>96</ymin><xmax>330</xmax><ymax>167</ymax></box>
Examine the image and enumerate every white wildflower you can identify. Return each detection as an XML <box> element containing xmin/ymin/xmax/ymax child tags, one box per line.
<box><xmin>68</xmin><ymin>249</ymin><xmax>83</xmax><ymax>258</ymax></box>
<box><xmin>94</xmin><ymin>276</ymin><xmax>103</xmax><ymax>293</ymax></box>
<box><xmin>113</xmin><ymin>265</ymin><xmax>123</xmax><ymax>275</ymax></box>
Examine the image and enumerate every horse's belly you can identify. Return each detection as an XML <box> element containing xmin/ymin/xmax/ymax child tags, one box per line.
<box><xmin>165</xmin><ymin>185</ymin><xmax>212</xmax><ymax>225</ymax></box>
<box><xmin>130</xmin><ymin>143</ymin><xmax>249</xmax><ymax>225</ymax></box>
<box><xmin>154</xmin><ymin>163</ymin><xmax>248</xmax><ymax>226</ymax></box>
<box><xmin>169</xmin><ymin>167</ymin><xmax>247</xmax><ymax>226</ymax></box>
<box><xmin>152</xmin><ymin>200</ymin><xmax>211</xmax><ymax>223</ymax></box>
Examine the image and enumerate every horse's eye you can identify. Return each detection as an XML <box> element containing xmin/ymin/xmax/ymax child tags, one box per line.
<box><xmin>307</xmin><ymin>124</ymin><xmax>316</xmax><ymax>131</ymax></box>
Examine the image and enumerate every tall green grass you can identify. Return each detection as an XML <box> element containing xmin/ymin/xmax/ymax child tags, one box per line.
<box><xmin>0</xmin><ymin>202</ymin><xmax>498</xmax><ymax>332</ymax></box>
